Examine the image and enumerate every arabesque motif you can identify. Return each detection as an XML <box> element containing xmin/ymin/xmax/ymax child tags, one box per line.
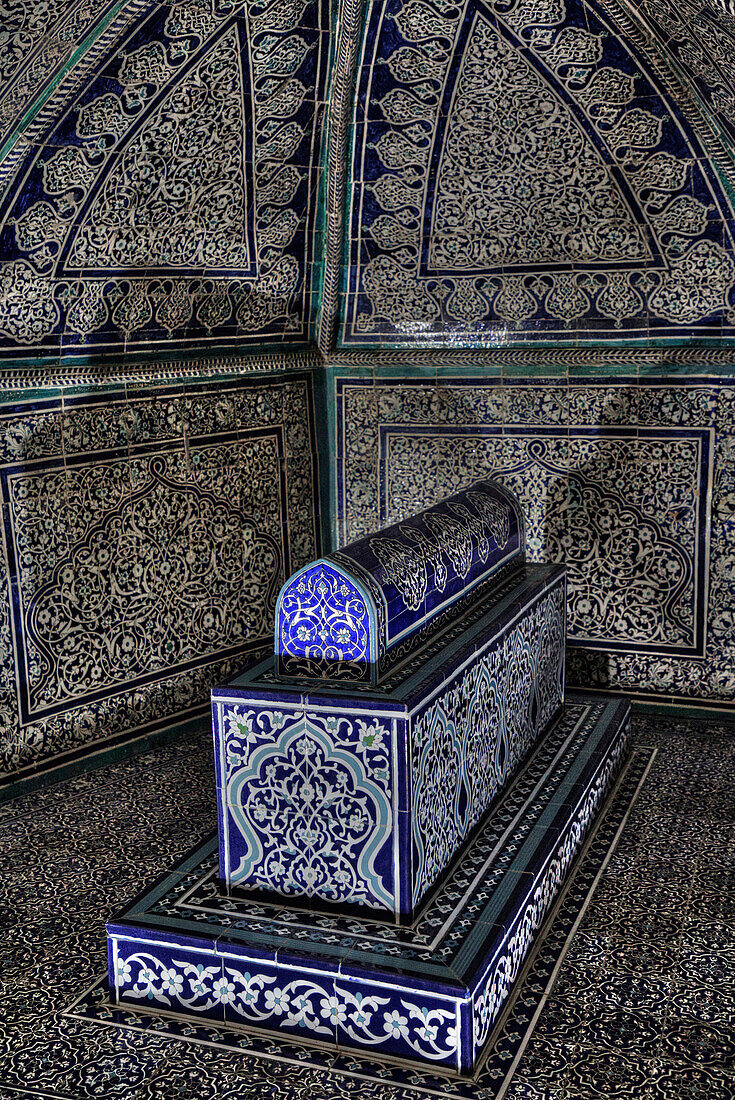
<box><xmin>277</xmin><ymin>563</ymin><xmax>372</xmax><ymax>676</ymax></box>
<box><xmin>115</xmin><ymin>947</ymin><xmax>461</xmax><ymax>1064</ymax></box>
<box><xmin>0</xmin><ymin>375</ymin><xmax>318</xmax><ymax>778</ymax></box>
<box><xmin>412</xmin><ymin>584</ymin><xmax>565</xmax><ymax>905</ymax></box>
<box><xmin>0</xmin><ymin>0</ymin><xmax>327</xmax><ymax>354</ymax></box>
<box><xmin>344</xmin><ymin>0</ymin><xmax>735</xmax><ymax>342</ymax></box>
<box><xmin>222</xmin><ymin>708</ymin><xmax>394</xmax><ymax>910</ymax></box>
<box><xmin>336</xmin><ymin>377</ymin><xmax>732</xmax><ymax>706</ymax></box>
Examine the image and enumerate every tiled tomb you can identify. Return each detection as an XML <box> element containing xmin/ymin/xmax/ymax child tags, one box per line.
<box><xmin>216</xmin><ymin>491</ymin><xmax>564</xmax><ymax>919</ymax></box>
<box><xmin>106</xmin><ymin>480</ymin><xmax>631</xmax><ymax>1076</ymax></box>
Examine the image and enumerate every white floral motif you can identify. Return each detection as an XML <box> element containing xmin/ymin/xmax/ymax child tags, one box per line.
<box><xmin>160</xmin><ymin>968</ymin><xmax>184</xmax><ymax>997</ymax></box>
<box><xmin>115</xmin><ymin>958</ymin><xmax>131</xmax><ymax>985</ymax></box>
<box><xmin>219</xmin><ymin>968</ymin><xmax>459</xmax><ymax>1061</ymax></box>
<box><xmin>320</xmin><ymin>995</ymin><xmax>347</xmax><ymax>1025</ymax></box>
<box><xmin>412</xmin><ymin>586</ymin><xmax>565</xmax><ymax>905</ymax></box>
<box><xmin>264</xmin><ymin>987</ymin><xmax>291</xmax><ymax>1015</ymax></box>
<box><xmin>278</xmin><ymin>563</ymin><xmax>371</xmax><ymax>678</ymax></box>
<box><xmin>355</xmin><ymin>720</ymin><xmax>384</xmax><ymax>756</ymax></box>
<box><xmin>225</xmin><ymin>712</ymin><xmax>393</xmax><ymax>909</ymax></box>
<box><xmin>384</xmin><ymin>1008</ymin><xmax>409</xmax><ymax>1039</ymax></box>
<box><xmin>212</xmin><ymin>977</ymin><xmax>236</xmax><ymax>1005</ymax></box>
<box><xmin>117</xmin><ymin>952</ymin><xmax>221</xmax><ymax>1011</ymax></box>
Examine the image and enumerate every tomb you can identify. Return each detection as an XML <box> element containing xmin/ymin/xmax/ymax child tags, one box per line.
<box><xmin>106</xmin><ymin>480</ymin><xmax>630</xmax><ymax>1076</ymax></box>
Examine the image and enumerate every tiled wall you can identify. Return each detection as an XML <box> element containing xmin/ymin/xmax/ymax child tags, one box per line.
<box><xmin>0</xmin><ymin>0</ymin><xmax>329</xmax><ymax>786</ymax></box>
<box><xmin>333</xmin><ymin>373</ymin><xmax>735</xmax><ymax>711</ymax></box>
<box><xmin>0</xmin><ymin>367</ymin><xmax>320</xmax><ymax>784</ymax></box>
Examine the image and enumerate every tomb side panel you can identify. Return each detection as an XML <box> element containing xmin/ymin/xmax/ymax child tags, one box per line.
<box><xmin>216</xmin><ymin>696</ymin><xmax>402</xmax><ymax>915</ymax></box>
<box><xmin>410</xmin><ymin>579</ymin><xmax>566</xmax><ymax>909</ymax></box>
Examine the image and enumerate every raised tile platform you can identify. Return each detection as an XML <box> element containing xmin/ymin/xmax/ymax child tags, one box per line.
<box><xmin>107</xmin><ymin>694</ymin><xmax>630</xmax><ymax>1077</ymax></box>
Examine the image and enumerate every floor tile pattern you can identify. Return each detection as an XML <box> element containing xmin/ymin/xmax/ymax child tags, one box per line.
<box><xmin>0</xmin><ymin>711</ymin><xmax>732</xmax><ymax>1096</ymax></box>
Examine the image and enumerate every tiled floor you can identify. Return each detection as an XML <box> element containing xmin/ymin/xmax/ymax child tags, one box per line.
<box><xmin>0</xmin><ymin>713</ymin><xmax>732</xmax><ymax>1099</ymax></box>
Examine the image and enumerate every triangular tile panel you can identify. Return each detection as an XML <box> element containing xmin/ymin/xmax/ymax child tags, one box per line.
<box><xmin>424</xmin><ymin>11</ymin><xmax>654</xmax><ymax>274</ymax></box>
<box><xmin>64</xmin><ymin>26</ymin><xmax>256</xmax><ymax>276</ymax></box>
<box><xmin>0</xmin><ymin>0</ymin><xmax>328</xmax><ymax>357</ymax></box>
<box><xmin>341</xmin><ymin>0</ymin><xmax>735</xmax><ymax>344</ymax></box>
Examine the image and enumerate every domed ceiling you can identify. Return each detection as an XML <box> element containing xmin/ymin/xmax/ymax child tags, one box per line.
<box><xmin>2</xmin><ymin>0</ymin><xmax>735</xmax><ymax>357</ymax></box>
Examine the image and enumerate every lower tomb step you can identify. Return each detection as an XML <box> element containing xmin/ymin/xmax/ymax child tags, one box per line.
<box><xmin>107</xmin><ymin>691</ymin><xmax>630</xmax><ymax>1076</ymax></box>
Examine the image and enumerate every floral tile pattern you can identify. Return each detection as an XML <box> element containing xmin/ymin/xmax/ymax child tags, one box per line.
<box><xmin>623</xmin><ymin>0</ymin><xmax>735</xmax><ymax>150</ymax></box>
<box><xmin>340</xmin><ymin>0</ymin><xmax>735</xmax><ymax>345</ymax></box>
<box><xmin>215</xmin><ymin>702</ymin><xmax>399</xmax><ymax>910</ymax></box>
<box><xmin>0</xmin><ymin>712</ymin><xmax>731</xmax><ymax>1096</ymax></box>
<box><xmin>0</xmin><ymin>0</ymin><xmax>329</xmax><ymax>356</ymax></box>
<box><xmin>410</xmin><ymin>578</ymin><xmax>566</xmax><ymax>908</ymax></box>
<box><xmin>275</xmin><ymin>478</ymin><xmax>524</xmax><ymax>684</ymax></box>
<box><xmin>0</xmin><ymin>371</ymin><xmax>319</xmax><ymax>783</ymax></box>
<box><xmin>334</xmin><ymin>375</ymin><xmax>735</xmax><ymax>709</ymax></box>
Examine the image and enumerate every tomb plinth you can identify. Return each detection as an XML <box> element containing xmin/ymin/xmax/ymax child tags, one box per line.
<box><xmin>107</xmin><ymin>480</ymin><xmax>630</xmax><ymax>1076</ymax></box>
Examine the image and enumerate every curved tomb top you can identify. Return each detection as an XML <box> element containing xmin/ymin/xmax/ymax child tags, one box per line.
<box><xmin>275</xmin><ymin>479</ymin><xmax>525</xmax><ymax>685</ymax></box>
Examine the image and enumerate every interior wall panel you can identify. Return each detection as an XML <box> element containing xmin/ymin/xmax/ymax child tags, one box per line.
<box><xmin>334</xmin><ymin>373</ymin><xmax>734</xmax><ymax>709</ymax></box>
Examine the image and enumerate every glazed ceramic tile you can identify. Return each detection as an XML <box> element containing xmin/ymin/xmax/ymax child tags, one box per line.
<box><xmin>333</xmin><ymin>374</ymin><xmax>735</xmax><ymax>711</ymax></box>
<box><xmin>215</xmin><ymin>563</ymin><xmax>566</xmax><ymax>917</ymax></box>
<box><xmin>107</xmin><ymin>694</ymin><xmax>632</xmax><ymax>1074</ymax></box>
<box><xmin>0</xmin><ymin>1</ymin><xmax>329</xmax><ymax>356</ymax></box>
<box><xmin>339</xmin><ymin>0</ymin><xmax>735</xmax><ymax>345</ymax></box>
<box><xmin>0</xmin><ymin>372</ymin><xmax>320</xmax><ymax>782</ymax></box>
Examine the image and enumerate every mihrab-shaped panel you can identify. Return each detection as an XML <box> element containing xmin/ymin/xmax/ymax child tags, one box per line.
<box><xmin>275</xmin><ymin>479</ymin><xmax>525</xmax><ymax>684</ymax></box>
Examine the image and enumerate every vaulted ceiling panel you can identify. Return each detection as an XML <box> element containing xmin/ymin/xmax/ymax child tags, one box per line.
<box><xmin>0</xmin><ymin>0</ymin><xmax>329</xmax><ymax>359</ymax></box>
<box><xmin>337</xmin><ymin>0</ymin><xmax>735</xmax><ymax>346</ymax></box>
